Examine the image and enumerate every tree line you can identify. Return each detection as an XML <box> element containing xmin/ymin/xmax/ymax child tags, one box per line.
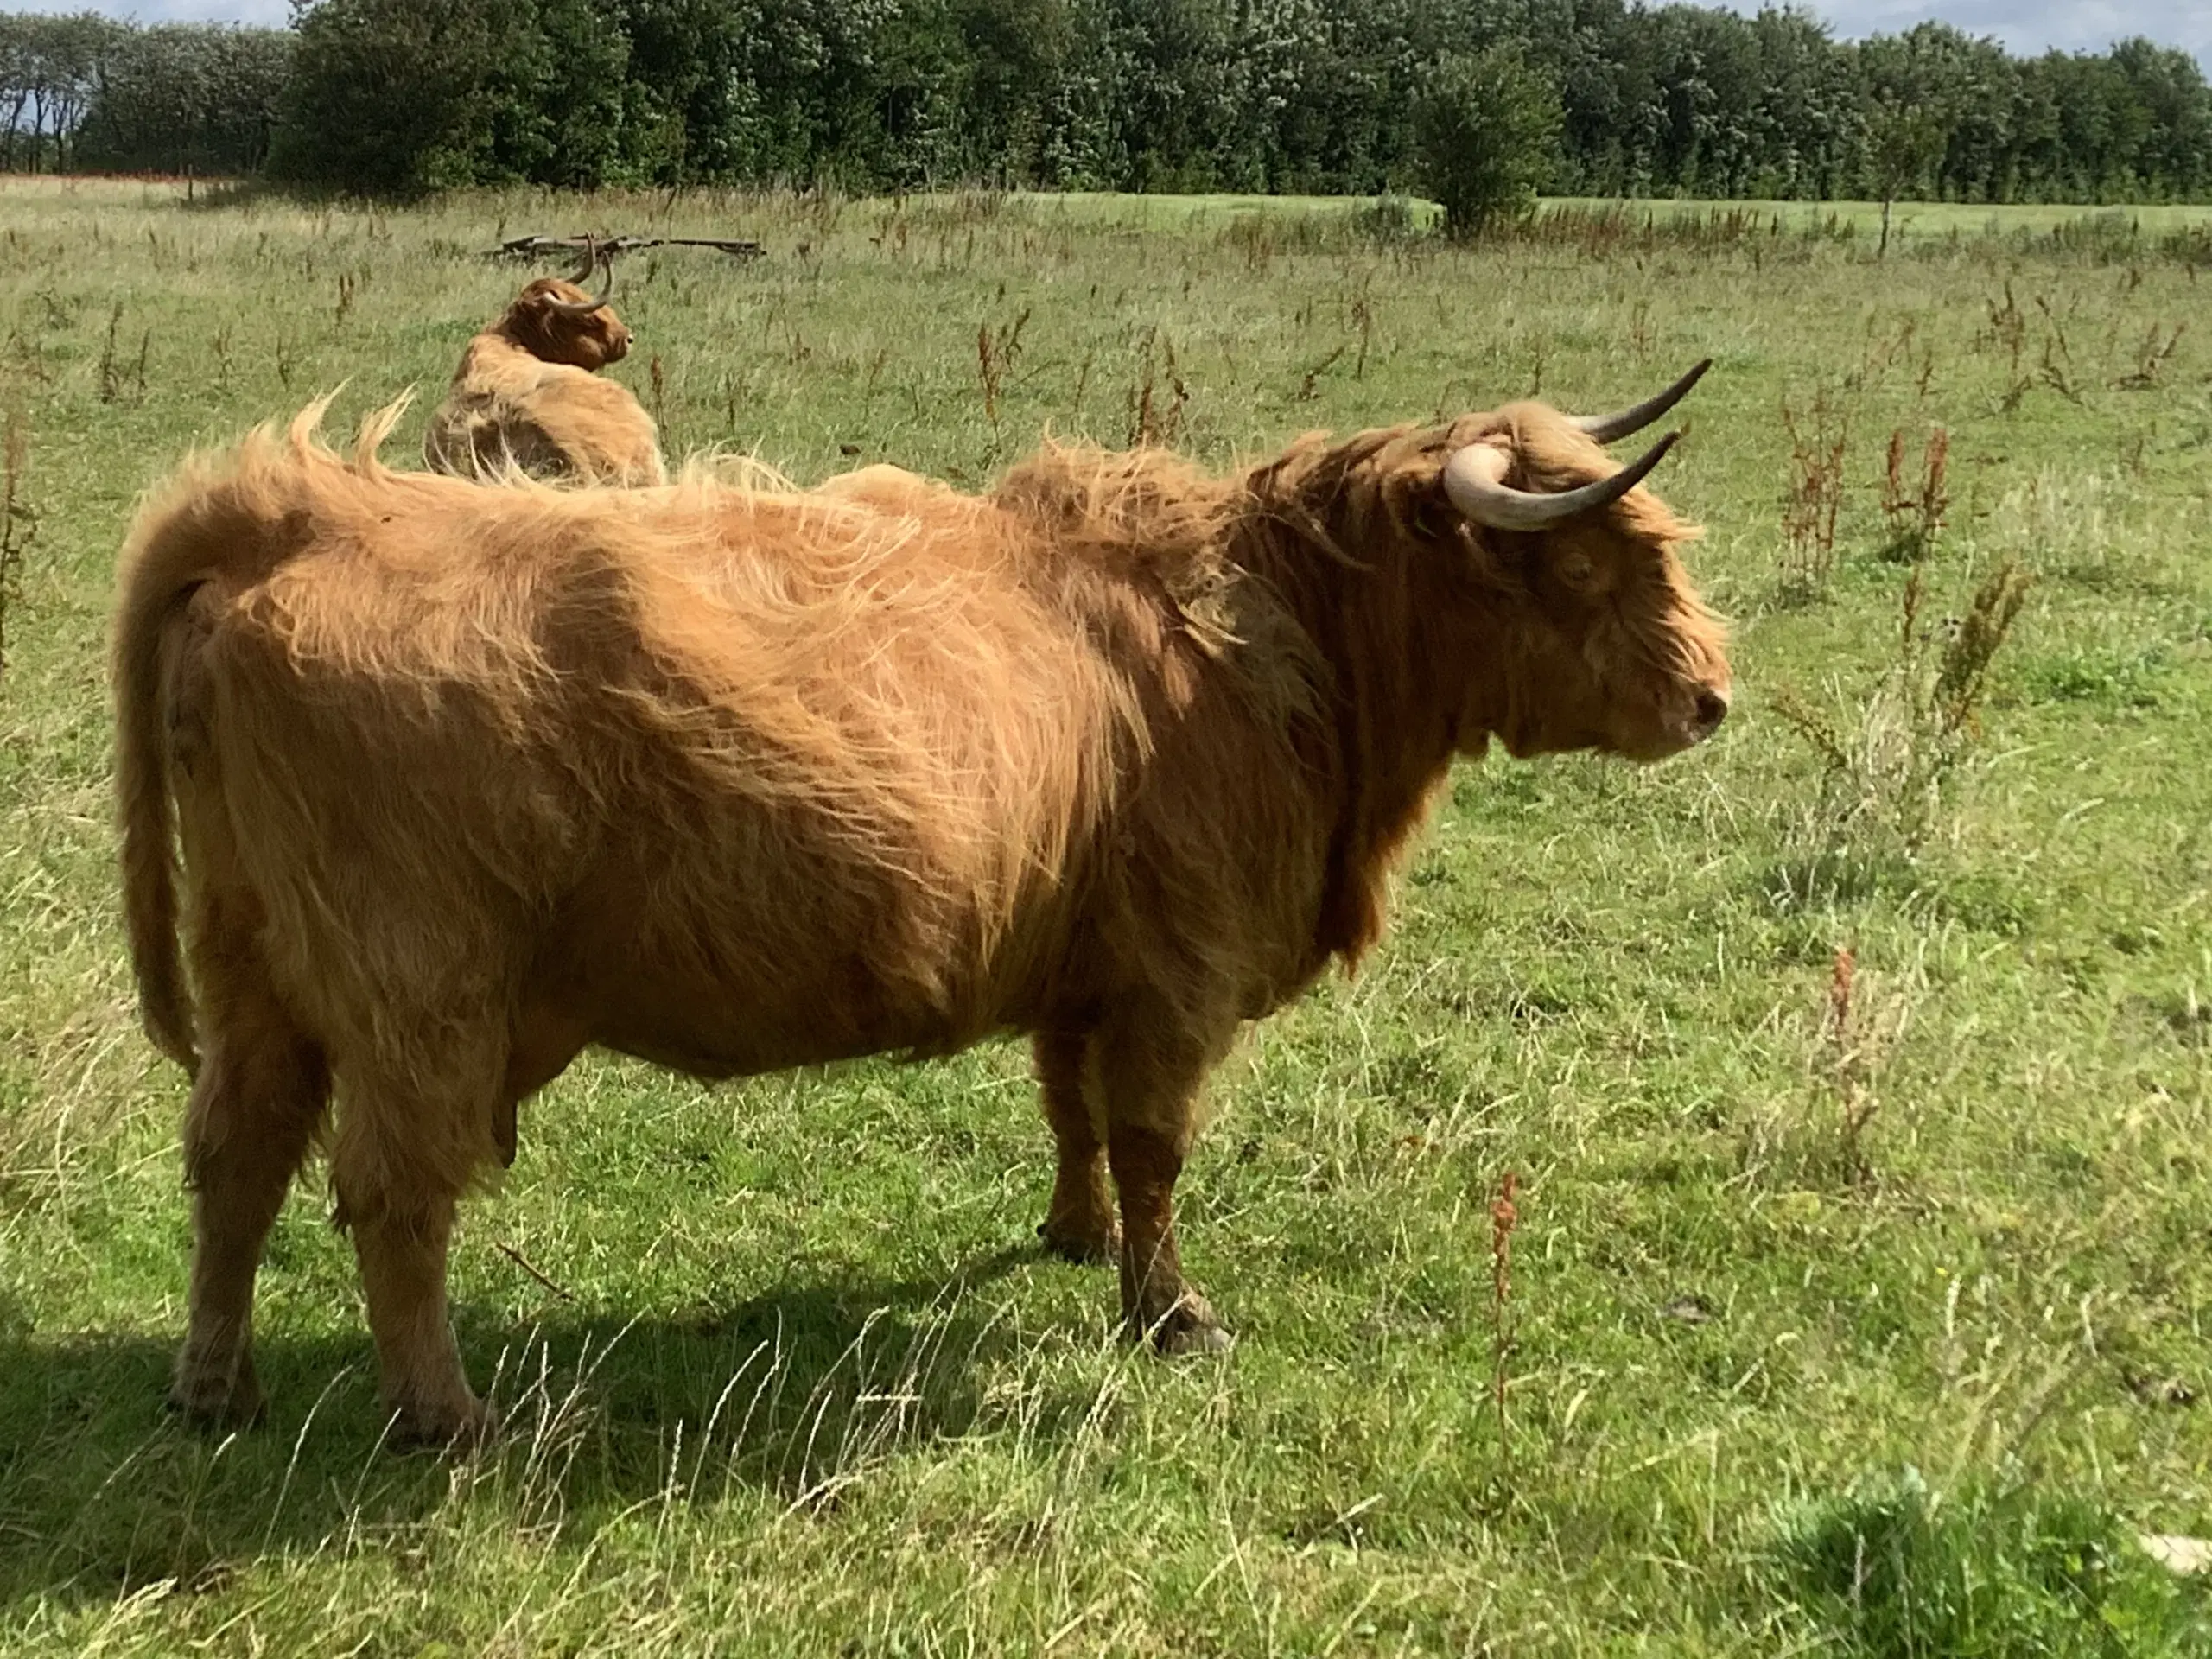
<box><xmin>0</xmin><ymin>12</ymin><xmax>289</xmax><ymax>175</ymax></box>
<box><xmin>3</xmin><ymin>1</ymin><xmax>2208</xmax><ymax>206</ymax></box>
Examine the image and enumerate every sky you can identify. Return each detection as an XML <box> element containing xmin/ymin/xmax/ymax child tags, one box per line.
<box><xmin>5</xmin><ymin>0</ymin><xmax>2209</xmax><ymax>71</ymax></box>
<box><xmin>1796</xmin><ymin>1</ymin><xmax>2209</xmax><ymax>67</ymax></box>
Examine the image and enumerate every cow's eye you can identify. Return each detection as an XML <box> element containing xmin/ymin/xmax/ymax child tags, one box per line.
<box><xmin>1555</xmin><ymin>551</ymin><xmax>1595</xmax><ymax>586</ymax></box>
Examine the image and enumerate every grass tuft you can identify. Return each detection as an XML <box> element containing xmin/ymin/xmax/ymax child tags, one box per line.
<box><xmin>1779</xmin><ymin>1470</ymin><xmax>2210</xmax><ymax>1656</ymax></box>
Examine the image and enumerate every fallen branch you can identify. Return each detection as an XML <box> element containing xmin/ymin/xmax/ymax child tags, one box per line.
<box><xmin>485</xmin><ymin>232</ymin><xmax>765</xmax><ymax>263</ymax></box>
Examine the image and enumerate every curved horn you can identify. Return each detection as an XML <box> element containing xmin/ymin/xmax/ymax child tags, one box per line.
<box><xmin>1443</xmin><ymin>430</ymin><xmax>1681</xmax><ymax>531</ymax></box>
<box><xmin>543</xmin><ymin>237</ymin><xmax>613</xmax><ymax>315</ymax></box>
<box><xmin>1569</xmin><ymin>359</ymin><xmax>1711</xmax><ymax>443</ymax></box>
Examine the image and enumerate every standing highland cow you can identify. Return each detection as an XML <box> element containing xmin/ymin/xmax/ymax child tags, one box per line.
<box><xmin>115</xmin><ymin>364</ymin><xmax>1727</xmax><ymax>1446</ymax></box>
<box><xmin>423</xmin><ymin>244</ymin><xmax>664</xmax><ymax>486</ymax></box>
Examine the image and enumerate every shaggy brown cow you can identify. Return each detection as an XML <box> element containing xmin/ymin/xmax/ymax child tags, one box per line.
<box><xmin>423</xmin><ymin>249</ymin><xmax>664</xmax><ymax>486</ymax></box>
<box><xmin>114</xmin><ymin>364</ymin><xmax>1729</xmax><ymax>1445</ymax></box>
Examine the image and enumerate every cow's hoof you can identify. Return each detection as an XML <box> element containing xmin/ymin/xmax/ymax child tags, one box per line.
<box><xmin>385</xmin><ymin>1395</ymin><xmax>499</xmax><ymax>1453</ymax></box>
<box><xmin>1135</xmin><ymin>1296</ymin><xmax>1234</xmax><ymax>1358</ymax></box>
<box><xmin>1038</xmin><ymin>1214</ymin><xmax>1121</xmax><ymax>1265</ymax></box>
<box><xmin>168</xmin><ymin>1359</ymin><xmax>266</xmax><ymax>1428</ymax></box>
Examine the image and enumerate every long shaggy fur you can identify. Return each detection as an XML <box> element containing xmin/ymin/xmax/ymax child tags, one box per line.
<box><xmin>115</xmin><ymin>390</ymin><xmax>1728</xmax><ymax>1432</ymax></box>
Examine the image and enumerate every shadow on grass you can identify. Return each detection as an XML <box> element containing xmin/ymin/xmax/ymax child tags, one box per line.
<box><xmin>1757</xmin><ymin>850</ymin><xmax>2036</xmax><ymax>938</ymax></box>
<box><xmin>0</xmin><ymin>1244</ymin><xmax>1066</xmax><ymax>1611</ymax></box>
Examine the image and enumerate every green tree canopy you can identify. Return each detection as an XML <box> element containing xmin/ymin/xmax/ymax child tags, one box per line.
<box><xmin>1412</xmin><ymin>46</ymin><xmax>1562</xmax><ymax>240</ymax></box>
<box><xmin>3</xmin><ymin>0</ymin><xmax>2208</xmax><ymax>204</ymax></box>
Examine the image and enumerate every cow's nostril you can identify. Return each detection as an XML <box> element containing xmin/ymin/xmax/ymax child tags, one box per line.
<box><xmin>1694</xmin><ymin>691</ymin><xmax>1728</xmax><ymax>734</ymax></box>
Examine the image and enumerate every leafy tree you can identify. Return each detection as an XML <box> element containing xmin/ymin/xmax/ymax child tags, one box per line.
<box><xmin>534</xmin><ymin>0</ymin><xmax>632</xmax><ymax>188</ymax></box>
<box><xmin>0</xmin><ymin>17</ymin><xmax>35</xmax><ymax>169</ymax></box>
<box><xmin>613</xmin><ymin>0</ymin><xmax>747</xmax><ymax>183</ymax></box>
<box><xmin>5</xmin><ymin>0</ymin><xmax>2210</xmax><ymax>207</ymax></box>
<box><xmin>1755</xmin><ymin>9</ymin><xmax>1859</xmax><ymax>197</ymax></box>
<box><xmin>1411</xmin><ymin>46</ymin><xmax>1561</xmax><ymax>240</ymax></box>
<box><xmin>1866</xmin><ymin>95</ymin><xmax>1951</xmax><ymax>253</ymax></box>
<box><xmin>946</xmin><ymin>0</ymin><xmax>1073</xmax><ymax>181</ymax></box>
<box><xmin>0</xmin><ymin>11</ymin><xmax>124</xmax><ymax>171</ymax></box>
<box><xmin>2108</xmin><ymin>38</ymin><xmax>2211</xmax><ymax>199</ymax></box>
<box><xmin>267</xmin><ymin>0</ymin><xmax>557</xmax><ymax>194</ymax></box>
<box><xmin>75</xmin><ymin>25</ymin><xmax>292</xmax><ymax>175</ymax></box>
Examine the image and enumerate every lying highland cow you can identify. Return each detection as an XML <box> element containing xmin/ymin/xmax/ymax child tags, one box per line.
<box><xmin>423</xmin><ymin>245</ymin><xmax>664</xmax><ymax>486</ymax></box>
<box><xmin>115</xmin><ymin>364</ymin><xmax>1728</xmax><ymax>1445</ymax></box>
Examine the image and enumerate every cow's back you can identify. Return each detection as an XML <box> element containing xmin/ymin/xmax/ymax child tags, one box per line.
<box><xmin>424</xmin><ymin>338</ymin><xmax>663</xmax><ymax>486</ymax></box>
<box><xmin>177</xmin><ymin>472</ymin><xmax>1139</xmax><ymax>1075</ymax></box>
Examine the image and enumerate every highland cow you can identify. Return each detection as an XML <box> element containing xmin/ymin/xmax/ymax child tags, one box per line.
<box><xmin>423</xmin><ymin>246</ymin><xmax>664</xmax><ymax>486</ymax></box>
<box><xmin>115</xmin><ymin>363</ymin><xmax>1727</xmax><ymax>1444</ymax></box>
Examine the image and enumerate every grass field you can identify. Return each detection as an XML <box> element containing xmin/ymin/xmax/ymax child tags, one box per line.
<box><xmin>1048</xmin><ymin>190</ymin><xmax>2212</xmax><ymax>244</ymax></box>
<box><xmin>3</xmin><ymin>177</ymin><xmax>2210</xmax><ymax>1654</ymax></box>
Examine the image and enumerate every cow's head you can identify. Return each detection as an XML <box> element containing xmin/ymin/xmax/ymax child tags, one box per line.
<box><xmin>495</xmin><ymin>245</ymin><xmax>634</xmax><ymax>369</ymax></box>
<box><xmin>1426</xmin><ymin>362</ymin><xmax>1731</xmax><ymax>763</ymax></box>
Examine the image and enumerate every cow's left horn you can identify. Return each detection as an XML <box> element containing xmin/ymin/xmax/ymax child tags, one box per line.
<box><xmin>1444</xmin><ymin>431</ymin><xmax>1680</xmax><ymax>531</ymax></box>
<box><xmin>543</xmin><ymin>237</ymin><xmax>613</xmax><ymax>315</ymax></box>
<box><xmin>1569</xmin><ymin>359</ymin><xmax>1712</xmax><ymax>443</ymax></box>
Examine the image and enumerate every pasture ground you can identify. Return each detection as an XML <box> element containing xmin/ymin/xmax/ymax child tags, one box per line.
<box><xmin>3</xmin><ymin>178</ymin><xmax>2210</xmax><ymax>1654</ymax></box>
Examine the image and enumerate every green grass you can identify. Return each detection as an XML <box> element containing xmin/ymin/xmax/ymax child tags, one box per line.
<box><xmin>1779</xmin><ymin>1471</ymin><xmax>2204</xmax><ymax>1656</ymax></box>
<box><xmin>893</xmin><ymin>188</ymin><xmax>2212</xmax><ymax>245</ymax></box>
<box><xmin>3</xmin><ymin>177</ymin><xmax>2210</xmax><ymax>1654</ymax></box>
<box><xmin>1544</xmin><ymin>196</ymin><xmax>2212</xmax><ymax>239</ymax></box>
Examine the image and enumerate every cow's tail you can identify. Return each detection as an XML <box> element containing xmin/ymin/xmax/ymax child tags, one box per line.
<box><xmin>112</xmin><ymin>486</ymin><xmax>220</xmax><ymax>1077</ymax></box>
<box><xmin>112</xmin><ymin>397</ymin><xmax>353</xmax><ymax>1077</ymax></box>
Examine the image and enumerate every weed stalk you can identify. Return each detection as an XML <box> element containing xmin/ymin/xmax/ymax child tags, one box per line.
<box><xmin>0</xmin><ymin>409</ymin><xmax>31</xmax><ymax>683</ymax></box>
<box><xmin>1780</xmin><ymin>389</ymin><xmax>1849</xmax><ymax>594</ymax></box>
<box><xmin>1491</xmin><ymin>1169</ymin><xmax>1520</xmax><ymax>1465</ymax></box>
<box><xmin>97</xmin><ymin>302</ymin><xmax>124</xmax><ymax>404</ymax></box>
<box><xmin>1828</xmin><ymin>947</ymin><xmax>1876</xmax><ymax>1184</ymax></box>
<box><xmin>1773</xmin><ymin>557</ymin><xmax>2033</xmax><ymax>861</ymax></box>
<box><xmin>1128</xmin><ymin>327</ymin><xmax>1188</xmax><ymax>448</ymax></box>
<box><xmin>1880</xmin><ymin>425</ymin><xmax>1949</xmax><ymax>561</ymax></box>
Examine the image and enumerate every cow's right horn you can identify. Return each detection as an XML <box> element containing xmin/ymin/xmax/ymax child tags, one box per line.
<box><xmin>1444</xmin><ymin>430</ymin><xmax>1680</xmax><ymax>531</ymax></box>
<box><xmin>543</xmin><ymin>237</ymin><xmax>613</xmax><ymax>315</ymax></box>
<box><xmin>1568</xmin><ymin>359</ymin><xmax>1711</xmax><ymax>443</ymax></box>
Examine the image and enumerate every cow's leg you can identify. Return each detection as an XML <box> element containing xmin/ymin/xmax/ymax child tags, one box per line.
<box><xmin>1096</xmin><ymin>1018</ymin><xmax>1235</xmax><ymax>1357</ymax></box>
<box><xmin>344</xmin><ymin>1183</ymin><xmax>485</xmax><ymax>1447</ymax></box>
<box><xmin>171</xmin><ymin>898</ymin><xmax>330</xmax><ymax>1425</ymax></box>
<box><xmin>1033</xmin><ymin>1027</ymin><xmax>1118</xmax><ymax>1263</ymax></box>
<box><xmin>172</xmin><ymin>1011</ymin><xmax>328</xmax><ymax>1424</ymax></box>
<box><xmin>330</xmin><ymin>1041</ymin><xmax>506</xmax><ymax>1448</ymax></box>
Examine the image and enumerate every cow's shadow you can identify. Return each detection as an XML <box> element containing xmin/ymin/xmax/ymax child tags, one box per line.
<box><xmin>0</xmin><ymin>1244</ymin><xmax>1088</xmax><ymax>1609</ymax></box>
